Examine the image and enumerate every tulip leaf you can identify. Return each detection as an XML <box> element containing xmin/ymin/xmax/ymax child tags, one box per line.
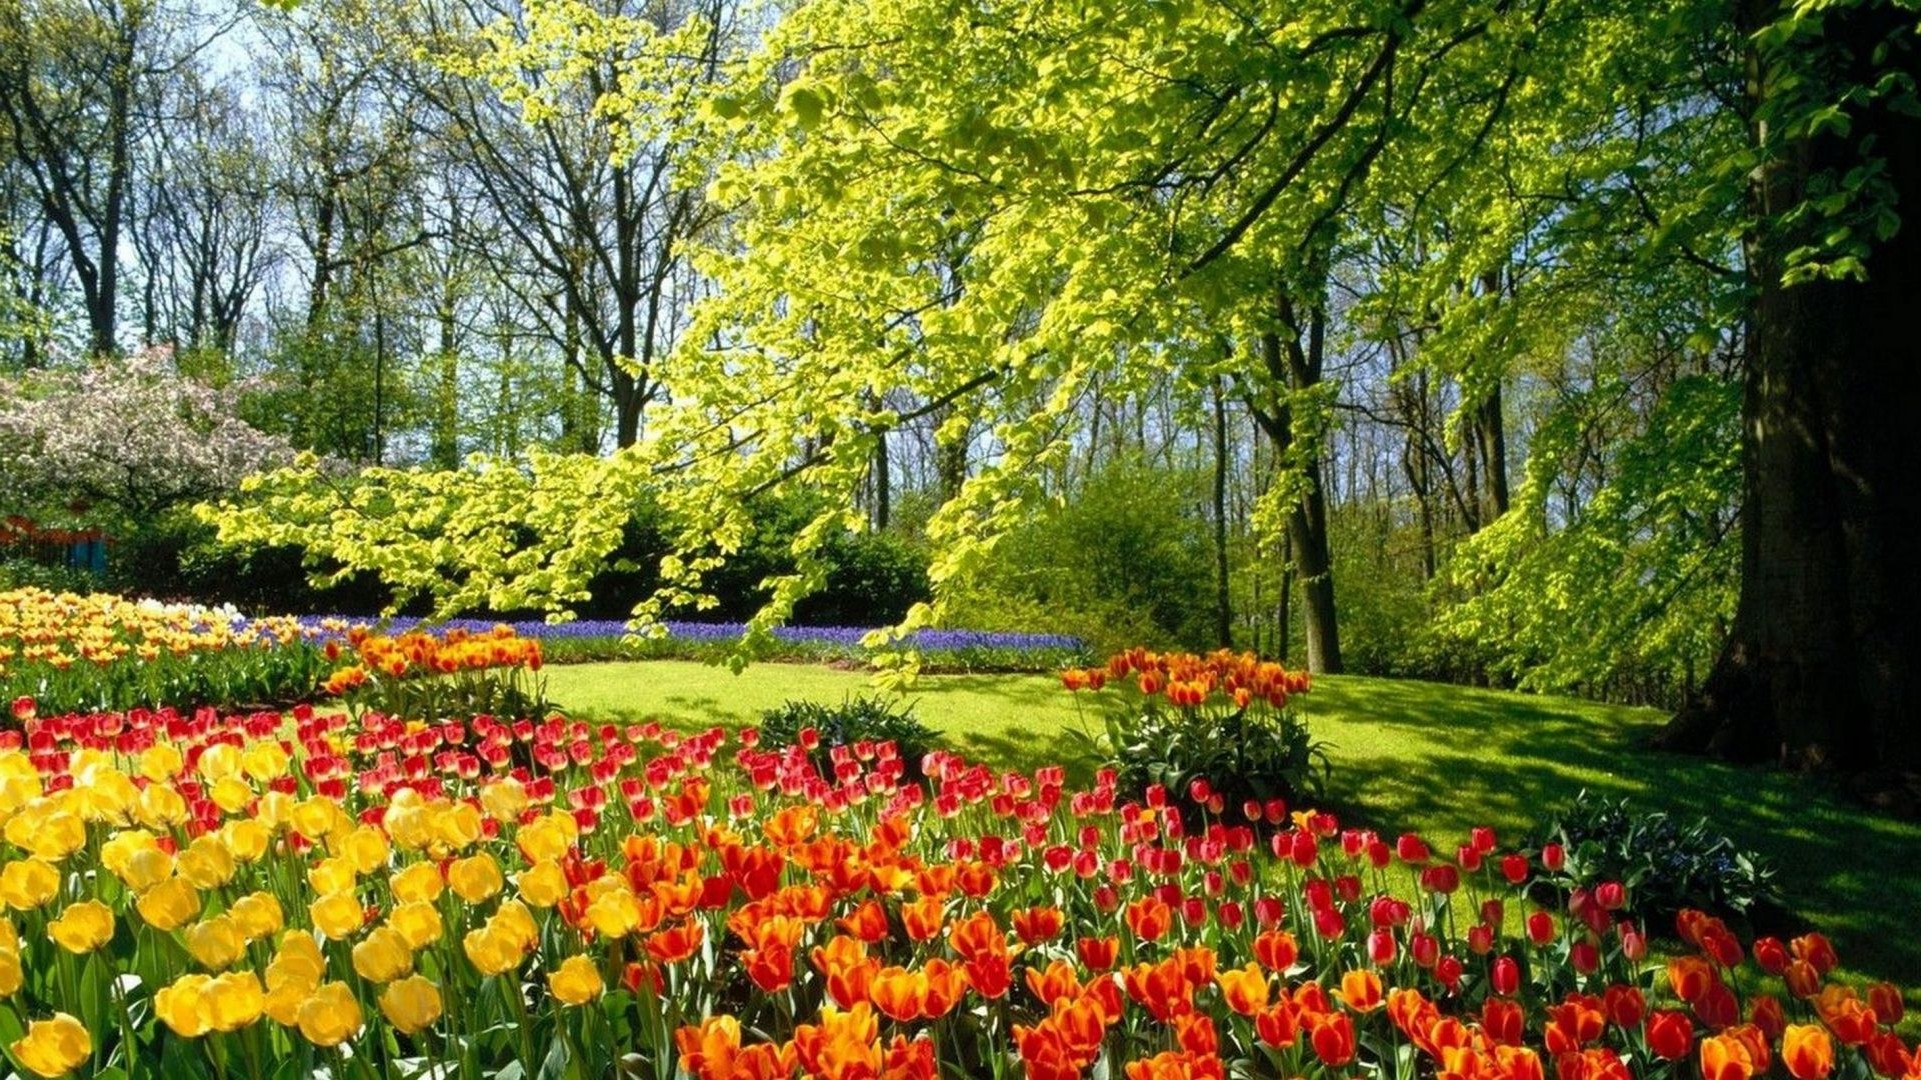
<box><xmin>536</xmin><ymin>1035</ymin><xmax>571</xmax><ymax>1080</ymax></box>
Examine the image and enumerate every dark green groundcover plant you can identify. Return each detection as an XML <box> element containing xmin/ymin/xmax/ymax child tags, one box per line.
<box><xmin>752</xmin><ymin>694</ymin><xmax>944</xmax><ymax>785</ymax></box>
<box><xmin>1532</xmin><ymin>790</ymin><xmax>1782</xmax><ymax>930</ymax></box>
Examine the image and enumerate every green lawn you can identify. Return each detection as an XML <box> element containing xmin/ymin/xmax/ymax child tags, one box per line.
<box><xmin>543</xmin><ymin>660</ymin><xmax>1921</xmax><ymax>991</ymax></box>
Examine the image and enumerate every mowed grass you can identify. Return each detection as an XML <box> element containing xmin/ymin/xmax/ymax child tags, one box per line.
<box><xmin>543</xmin><ymin>660</ymin><xmax>1921</xmax><ymax>990</ymax></box>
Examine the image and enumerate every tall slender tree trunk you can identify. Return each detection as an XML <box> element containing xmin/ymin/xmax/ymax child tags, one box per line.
<box><xmin>1663</xmin><ymin>0</ymin><xmax>1921</xmax><ymax>773</ymax></box>
<box><xmin>1212</xmin><ymin>377</ymin><xmax>1233</xmax><ymax>648</ymax></box>
<box><xmin>1248</xmin><ymin>269</ymin><xmax>1344</xmax><ymax>675</ymax></box>
<box><xmin>433</xmin><ymin>292</ymin><xmax>460</xmax><ymax>468</ymax></box>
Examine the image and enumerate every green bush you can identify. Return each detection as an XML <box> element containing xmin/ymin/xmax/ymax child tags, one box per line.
<box><xmin>1532</xmin><ymin>790</ymin><xmax>1780</xmax><ymax>925</ymax></box>
<box><xmin>1090</xmin><ymin>702</ymin><xmax>1327</xmax><ymax>830</ymax></box>
<box><xmin>752</xmin><ymin>695</ymin><xmax>943</xmax><ymax>784</ymax></box>
<box><xmin>0</xmin><ymin>558</ymin><xmax>100</xmax><ymax>595</ymax></box>
<box><xmin>940</xmin><ymin>458</ymin><xmax>1218</xmax><ymax>654</ymax></box>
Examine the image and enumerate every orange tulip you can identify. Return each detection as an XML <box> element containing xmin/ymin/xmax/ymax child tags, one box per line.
<box><xmin>901</xmin><ymin>895</ymin><xmax>946</xmax><ymax>942</ymax></box>
<box><xmin>1700</xmin><ymin>1033</ymin><xmax>1757</xmax><ymax>1080</ymax></box>
<box><xmin>1215</xmin><ymin>963</ymin><xmax>1269</xmax><ymax>1016</ymax></box>
<box><xmin>869</xmin><ymin>966</ymin><xmax>924</xmax><ymax>1023</ymax></box>
<box><xmin>644</xmin><ymin>922</ymin><xmax>703</xmax><ymax>965</ymax></box>
<box><xmin>1252</xmin><ymin>930</ymin><xmax>1298</xmax><ymax>973</ymax></box>
<box><xmin>950</xmin><ymin>911</ymin><xmax>1007</xmax><ymax>963</ymax></box>
<box><xmin>1012</xmin><ymin>906</ymin><xmax>1065</xmax><ymax>946</ymax></box>
<box><xmin>1337</xmin><ymin>968</ymin><xmax>1383</xmax><ymax>1012</ymax></box>
<box><xmin>1308</xmin><ymin>1012</ymin><xmax>1356</xmax><ymax>1067</ymax></box>
<box><xmin>1783</xmin><ymin>1025</ymin><xmax>1835</xmax><ymax>1080</ymax></box>
<box><xmin>1125</xmin><ymin>897</ymin><xmax>1172</xmax><ymax>943</ymax></box>
<box><xmin>1024</xmin><ymin>960</ymin><xmax>1083</xmax><ymax>1007</ymax></box>
<box><xmin>1255</xmin><ymin>1001</ymin><xmax>1299</xmax><ymax>1048</ymax></box>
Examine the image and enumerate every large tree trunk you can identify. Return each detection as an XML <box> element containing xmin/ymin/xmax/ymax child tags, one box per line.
<box><xmin>1476</xmin><ymin>384</ymin><xmax>1509</xmax><ymax>522</ymax></box>
<box><xmin>1663</xmin><ymin>0</ymin><xmax>1920</xmax><ymax>773</ymax></box>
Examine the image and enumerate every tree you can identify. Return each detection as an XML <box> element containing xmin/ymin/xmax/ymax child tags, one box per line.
<box><xmin>0</xmin><ymin>347</ymin><xmax>294</xmax><ymax>521</ymax></box>
<box><xmin>0</xmin><ymin>0</ymin><xmax>227</xmax><ymax>357</ymax></box>
<box><xmin>1659</xmin><ymin>0</ymin><xmax>1921</xmax><ymax>773</ymax></box>
<box><xmin>412</xmin><ymin>0</ymin><xmax>739</xmax><ymax>448</ymax></box>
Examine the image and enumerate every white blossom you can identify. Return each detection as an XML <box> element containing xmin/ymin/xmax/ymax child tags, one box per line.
<box><xmin>0</xmin><ymin>347</ymin><xmax>294</xmax><ymax>520</ymax></box>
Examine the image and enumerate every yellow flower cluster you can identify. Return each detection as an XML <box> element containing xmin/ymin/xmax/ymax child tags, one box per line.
<box><xmin>0</xmin><ymin>587</ymin><xmax>310</xmax><ymax>675</ymax></box>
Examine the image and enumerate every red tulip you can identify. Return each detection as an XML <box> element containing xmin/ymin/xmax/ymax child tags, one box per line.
<box><xmin>1491</xmin><ymin>956</ymin><xmax>1520</xmax><ymax>997</ymax></box>
<box><xmin>1647</xmin><ymin>1010</ymin><xmax>1694</xmax><ymax>1061</ymax></box>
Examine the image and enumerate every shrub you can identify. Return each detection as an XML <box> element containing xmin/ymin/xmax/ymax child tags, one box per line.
<box><xmin>939</xmin><ymin>458</ymin><xmax>1219</xmax><ymax>654</ymax></box>
<box><xmin>1065</xmin><ymin>648</ymin><xmax>1326</xmax><ymax>828</ymax></box>
<box><xmin>752</xmin><ymin>694</ymin><xmax>942</xmax><ymax>783</ymax></box>
<box><xmin>1532</xmin><ymin>789</ymin><xmax>1779</xmax><ymax>925</ymax></box>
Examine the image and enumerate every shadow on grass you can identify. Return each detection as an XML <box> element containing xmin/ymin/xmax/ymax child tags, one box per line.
<box><xmin>1315</xmin><ymin>676</ymin><xmax>1921</xmax><ymax>988</ymax></box>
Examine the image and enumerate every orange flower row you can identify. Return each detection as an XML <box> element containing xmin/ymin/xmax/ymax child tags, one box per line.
<box><xmin>1063</xmin><ymin>648</ymin><xmax>1310</xmax><ymax>710</ymax></box>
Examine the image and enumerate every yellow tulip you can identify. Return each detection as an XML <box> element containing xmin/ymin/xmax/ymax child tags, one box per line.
<box><xmin>586</xmin><ymin>888</ymin><xmax>641</xmax><ymax>939</ymax></box>
<box><xmin>119</xmin><ymin>846</ymin><xmax>175</xmax><ymax>893</ymax></box>
<box><xmin>20</xmin><ymin>808</ymin><xmax>85</xmax><ymax>861</ymax></box>
<box><xmin>178</xmin><ymin>834</ymin><xmax>237</xmax><ymax>889</ymax></box>
<box><xmin>0</xmin><ymin>859</ymin><xmax>60</xmax><ymax>910</ymax></box>
<box><xmin>447</xmin><ymin>852</ymin><xmax>503</xmax><ymax>903</ymax></box>
<box><xmin>135</xmin><ymin>782</ymin><xmax>188</xmax><ymax>828</ymax></box>
<box><xmin>384</xmin><ymin>791</ymin><xmax>430</xmax><ymax>850</ymax></box>
<box><xmin>206</xmin><ymin>970</ymin><xmax>266</xmax><ymax>1032</ymax></box>
<box><xmin>432</xmin><ymin>802</ymin><xmax>483</xmax><ymax>851</ymax></box>
<box><xmin>462</xmin><ymin>925</ymin><xmax>523</xmax><ymax>977</ymax></box>
<box><xmin>517</xmin><ymin>859</ymin><xmax>568</xmax><ymax>908</ymax></box>
<box><xmin>74</xmin><ymin>768</ymin><xmax>138</xmax><ymax>823</ymax></box>
<box><xmin>342</xmin><ymin>825</ymin><xmax>389</xmax><ymax>875</ymax></box>
<box><xmin>351</xmin><ymin>925</ymin><xmax>413</xmax><ymax>983</ymax></box>
<box><xmin>255</xmin><ymin>791</ymin><xmax>295</xmax><ymax>831</ymax></box>
<box><xmin>388</xmin><ymin>901</ymin><xmax>443</xmax><ymax>950</ymax></box>
<box><xmin>229</xmin><ymin>892</ymin><xmax>285</xmax><ymax>941</ymax></box>
<box><xmin>494</xmin><ymin>900</ymin><xmax>537</xmax><ymax>949</ymax></box>
<box><xmin>209</xmin><ymin>776</ymin><xmax>254</xmax><ymax>814</ymax></box>
<box><xmin>241</xmin><ymin>741</ymin><xmax>289</xmax><ymax>782</ymax></box>
<box><xmin>0</xmin><ymin>941</ymin><xmax>21</xmax><ymax>997</ymax></box>
<box><xmin>139</xmin><ymin>742</ymin><xmax>183</xmax><ymax>782</ymax></box>
<box><xmin>46</xmin><ymin>900</ymin><xmax>114</xmax><ymax>954</ymax></box>
<box><xmin>197</xmin><ymin>744</ymin><xmax>242</xmax><ymax>782</ymax></box>
<box><xmin>516</xmin><ymin>812</ymin><xmax>576</xmax><ymax>863</ymax></box>
<box><xmin>292</xmin><ymin>796</ymin><xmax>340</xmax><ymax>841</ymax></box>
<box><xmin>155</xmin><ymin>973</ymin><xmax>216</xmax><ymax>1037</ymax></box>
<box><xmin>221</xmin><ymin>819</ymin><xmax>271</xmax><ymax>862</ymax></box>
<box><xmin>308</xmin><ymin>855</ymin><xmax>357</xmax><ymax>895</ymax></box>
<box><xmin>9</xmin><ymin>1012</ymin><xmax>90</xmax><ymax>1077</ymax></box>
<box><xmin>135</xmin><ymin>877</ymin><xmax>201</xmax><ymax>931</ymax></box>
<box><xmin>379</xmin><ymin>975</ymin><xmax>443</xmax><ymax>1035</ymax></box>
<box><xmin>391</xmin><ymin>861</ymin><xmax>444</xmax><ymax>904</ymax></box>
<box><xmin>264</xmin><ymin>934</ymin><xmax>324</xmax><ymax>1026</ymax></box>
<box><xmin>309</xmin><ymin>890</ymin><xmax>364</xmax><ymax>940</ymax></box>
<box><xmin>184</xmin><ymin>916</ymin><xmax>247</xmax><ymax>970</ymax></box>
<box><xmin>0</xmin><ymin>917</ymin><xmax>23</xmax><ymax>996</ymax></box>
<box><xmin>549</xmin><ymin>954</ymin><xmax>604</xmax><ymax>1006</ymax></box>
<box><xmin>480</xmin><ymin>777</ymin><xmax>528</xmax><ymax>821</ymax></box>
<box><xmin>296</xmin><ymin>982</ymin><xmax>363</xmax><ymax>1047</ymax></box>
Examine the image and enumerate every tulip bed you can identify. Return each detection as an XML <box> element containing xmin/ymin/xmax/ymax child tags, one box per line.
<box><xmin>0</xmin><ymin>691</ymin><xmax>1912</xmax><ymax>1080</ymax></box>
<box><xmin>0</xmin><ymin>588</ymin><xmax>328</xmax><ymax>716</ymax></box>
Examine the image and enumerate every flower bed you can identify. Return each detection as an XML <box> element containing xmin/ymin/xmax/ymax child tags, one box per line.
<box><xmin>0</xmin><ymin>699</ymin><xmax>1909</xmax><ymax>1079</ymax></box>
<box><xmin>289</xmin><ymin>616</ymin><xmax>1089</xmax><ymax>672</ymax></box>
<box><xmin>0</xmin><ymin>588</ymin><xmax>326</xmax><ymax>715</ymax></box>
